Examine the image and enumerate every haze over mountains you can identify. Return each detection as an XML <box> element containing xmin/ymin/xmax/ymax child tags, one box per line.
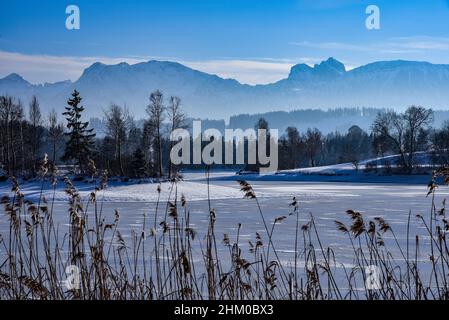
<box><xmin>1</xmin><ymin>57</ymin><xmax>449</xmax><ymax>120</ymax></box>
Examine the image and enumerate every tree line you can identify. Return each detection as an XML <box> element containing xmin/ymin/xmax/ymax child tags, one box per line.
<box><xmin>0</xmin><ymin>89</ymin><xmax>447</xmax><ymax>179</ymax></box>
<box><xmin>0</xmin><ymin>89</ymin><xmax>187</xmax><ymax>179</ymax></box>
<box><xmin>278</xmin><ymin>105</ymin><xmax>446</xmax><ymax>172</ymax></box>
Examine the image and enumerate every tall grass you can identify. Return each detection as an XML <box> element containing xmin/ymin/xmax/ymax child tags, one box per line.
<box><xmin>0</xmin><ymin>160</ymin><xmax>449</xmax><ymax>300</ymax></box>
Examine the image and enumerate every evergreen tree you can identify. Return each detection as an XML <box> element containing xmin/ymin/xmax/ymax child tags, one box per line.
<box><xmin>130</xmin><ymin>148</ymin><xmax>146</xmax><ymax>178</ymax></box>
<box><xmin>62</xmin><ymin>90</ymin><xmax>96</xmax><ymax>174</ymax></box>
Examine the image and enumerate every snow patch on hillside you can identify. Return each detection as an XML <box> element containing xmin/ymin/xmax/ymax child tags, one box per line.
<box><xmin>228</xmin><ymin>152</ymin><xmax>436</xmax><ymax>184</ymax></box>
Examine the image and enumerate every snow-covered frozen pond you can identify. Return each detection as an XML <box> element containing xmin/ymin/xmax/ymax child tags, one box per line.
<box><xmin>0</xmin><ymin>170</ymin><xmax>446</xmax><ymax>284</ymax></box>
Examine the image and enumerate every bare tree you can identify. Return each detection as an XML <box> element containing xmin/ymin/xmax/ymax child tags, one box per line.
<box><xmin>403</xmin><ymin>106</ymin><xmax>433</xmax><ymax>168</ymax></box>
<box><xmin>286</xmin><ymin>126</ymin><xmax>303</xmax><ymax>169</ymax></box>
<box><xmin>344</xmin><ymin>125</ymin><xmax>366</xmax><ymax>171</ymax></box>
<box><xmin>29</xmin><ymin>96</ymin><xmax>43</xmax><ymax>175</ymax></box>
<box><xmin>432</xmin><ymin>120</ymin><xmax>449</xmax><ymax>165</ymax></box>
<box><xmin>305</xmin><ymin>128</ymin><xmax>323</xmax><ymax>167</ymax></box>
<box><xmin>246</xmin><ymin>117</ymin><xmax>270</xmax><ymax>172</ymax></box>
<box><xmin>372</xmin><ymin>106</ymin><xmax>433</xmax><ymax>171</ymax></box>
<box><xmin>372</xmin><ymin>111</ymin><xmax>407</xmax><ymax>169</ymax></box>
<box><xmin>142</xmin><ymin>120</ymin><xmax>155</xmax><ymax>175</ymax></box>
<box><xmin>17</xmin><ymin>100</ymin><xmax>26</xmax><ymax>174</ymax></box>
<box><xmin>167</xmin><ymin>96</ymin><xmax>187</xmax><ymax>178</ymax></box>
<box><xmin>146</xmin><ymin>90</ymin><xmax>165</xmax><ymax>177</ymax></box>
<box><xmin>48</xmin><ymin>109</ymin><xmax>64</xmax><ymax>165</ymax></box>
<box><xmin>104</xmin><ymin>104</ymin><xmax>129</xmax><ymax>176</ymax></box>
<box><xmin>0</xmin><ymin>96</ymin><xmax>23</xmax><ymax>174</ymax></box>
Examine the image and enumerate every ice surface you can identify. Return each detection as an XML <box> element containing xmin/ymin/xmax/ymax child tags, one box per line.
<box><xmin>0</xmin><ymin>169</ymin><xmax>445</xmax><ymax>291</ymax></box>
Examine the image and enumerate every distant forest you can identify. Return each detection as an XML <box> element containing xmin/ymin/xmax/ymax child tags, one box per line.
<box><xmin>90</xmin><ymin>107</ymin><xmax>449</xmax><ymax>137</ymax></box>
<box><xmin>1</xmin><ymin>89</ymin><xmax>449</xmax><ymax>179</ymax></box>
<box><xmin>229</xmin><ymin>108</ymin><xmax>449</xmax><ymax>135</ymax></box>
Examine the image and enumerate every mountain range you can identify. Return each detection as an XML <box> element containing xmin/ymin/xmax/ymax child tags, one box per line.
<box><xmin>1</xmin><ymin>57</ymin><xmax>449</xmax><ymax>119</ymax></box>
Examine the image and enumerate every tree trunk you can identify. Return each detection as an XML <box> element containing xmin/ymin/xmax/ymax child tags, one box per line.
<box><xmin>20</xmin><ymin>123</ymin><xmax>25</xmax><ymax>174</ymax></box>
<box><xmin>118</xmin><ymin>140</ymin><xmax>125</xmax><ymax>177</ymax></box>
<box><xmin>157</xmin><ymin>127</ymin><xmax>163</xmax><ymax>177</ymax></box>
<box><xmin>52</xmin><ymin>139</ymin><xmax>57</xmax><ymax>165</ymax></box>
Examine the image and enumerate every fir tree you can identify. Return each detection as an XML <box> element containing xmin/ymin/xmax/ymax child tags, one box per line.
<box><xmin>62</xmin><ymin>90</ymin><xmax>96</xmax><ymax>174</ymax></box>
<box><xmin>130</xmin><ymin>148</ymin><xmax>146</xmax><ymax>178</ymax></box>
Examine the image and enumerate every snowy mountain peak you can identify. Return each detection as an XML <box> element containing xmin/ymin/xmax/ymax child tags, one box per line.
<box><xmin>288</xmin><ymin>63</ymin><xmax>314</xmax><ymax>79</ymax></box>
<box><xmin>79</xmin><ymin>62</ymin><xmax>107</xmax><ymax>77</ymax></box>
<box><xmin>142</xmin><ymin>60</ymin><xmax>195</xmax><ymax>73</ymax></box>
<box><xmin>1</xmin><ymin>73</ymin><xmax>30</xmax><ymax>85</ymax></box>
<box><xmin>288</xmin><ymin>57</ymin><xmax>346</xmax><ymax>81</ymax></box>
<box><xmin>78</xmin><ymin>61</ymin><xmax>136</xmax><ymax>83</ymax></box>
<box><xmin>87</xmin><ymin>62</ymin><xmax>107</xmax><ymax>70</ymax></box>
<box><xmin>314</xmin><ymin>57</ymin><xmax>346</xmax><ymax>75</ymax></box>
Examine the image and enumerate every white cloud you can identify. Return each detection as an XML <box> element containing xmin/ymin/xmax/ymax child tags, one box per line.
<box><xmin>291</xmin><ymin>36</ymin><xmax>449</xmax><ymax>54</ymax></box>
<box><xmin>0</xmin><ymin>50</ymin><xmax>297</xmax><ymax>85</ymax></box>
<box><xmin>0</xmin><ymin>51</ymin><xmax>151</xmax><ymax>84</ymax></box>
<box><xmin>181</xmin><ymin>59</ymin><xmax>293</xmax><ymax>85</ymax></box>
<box><xmin>388</xmin><ymin>36</ymin><xmax>449</xmax><ymax>50</ymax></box>
<box><xmin>290</xmin><ymin>41</ymin><xmax>370</xmax><ymax>52</ymax></box>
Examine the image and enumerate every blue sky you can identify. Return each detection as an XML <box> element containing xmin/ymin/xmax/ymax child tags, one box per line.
<box><xmin>1</xmin><ymin>0</ymin><xmax>449</xmax><ymax>84</ymax></box>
